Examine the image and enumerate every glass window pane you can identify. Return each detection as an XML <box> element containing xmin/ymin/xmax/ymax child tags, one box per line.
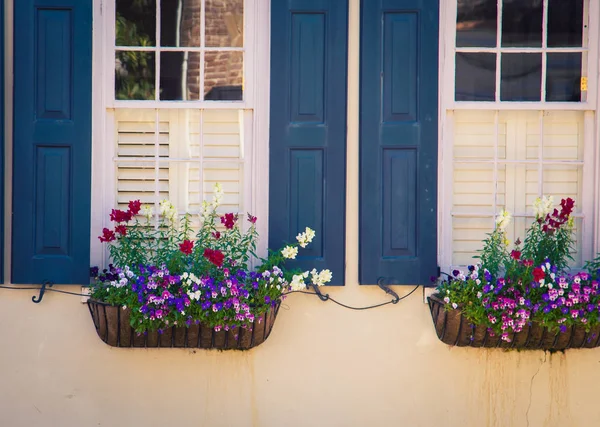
<box><xmin>115</xmin><ymin>52</ymin><xmax>156</xmax><ymax>100</ymax></box>
<box><xmin>160</xmin><ymin>52</ymin><xmax>201</xmax><ymax>100</ymax></box>
<box><xmin>161</xmin><ymin>0</ymin><xmax>201</xmax><ymax>47</ymax></box>
<box><xmin>206</xmin><ymin>0</ymin><xmax>244</xmax><ymax>47</ymax></box>
<box><xmin>500</xmin><ymin>53</ymin><xmax>542</xmax><ymax>101</ymax></box>
<box><xmin>116</xmin><ymin>0</ymin><xmax>156</xmax><ymax>46</ymax></box>
<box><xmin>546</xmin><ymin>53</ymin><xmax>582</xmax><ymax>102</ymax></box>
<box><xmin>501</xmin><ymin>0</ymin><xmax>543</xmax><ymax>47</ymax></box>
<box><xmin>456</xmin><ymin>0</ymin><xmax>497</xmax><ymax>47</ymax></box>
<box><xmin>204</xmin><ymin>51</ymin><xmax>243</xmax><ymax>101</ymax></box>
<box><xmin>455</xmin><ymin>53</ymin><xmax>496</xmax><ymax>101</ymax></box>
<box><xmin>548</xmin><ymin>0</ymin><xmax>584</xmax><ymax>47</ymax></box>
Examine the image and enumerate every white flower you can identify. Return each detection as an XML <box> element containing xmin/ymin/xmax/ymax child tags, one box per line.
<box><xmin>290</xmin><ymin>274</ymin><xmax>306</xmax><ymax>291</ymax></box>
<box><xmin>141</xmin><ymin>204</ymin><xmax>154</xmax><ymax>221</ymax></box>
<box><xmin>159</xmin><ymin>200</ymin><xmax>177</xmax><ymax>223</ymax></box>
<box><xmin>477</xmin><ymin>292</ymin><xmax>482</xmax><ymax>298</ymax></box>
<box><xmin>443</xmin><ymin>297</ymin><xmax>450</xmax><ymax>304</ymax></box>
<box><xmin>281</xmin><ymin>246</ymin><xmax>298</xmax><ymax>259</ymax></box>
<box><xmin>495</xmin><ymin>209</ymin><xmax>512</xmax><ymax>231</ymax></box>
<box><xmin>212</xmin><ymin>182</ymin><xmax>224</xmax><ymax>209</ymax></box>
<box><xmin>533</xmin><ymin>195</ymin><xmax>554</xmax><ymax>219</ymax></box>
<box><xmin>310</xmin><ymin>269</ymin><xmax>333</xmax><ymax>286</ymax></box>
<box><xmin>452</xmin><ymin>303</ymin><xmax>458</xmax><ymax>309</ymax></box>
<box><xmin>296</xmin><ymin>227</ymin><xmax>316</xmax><ymax>248</ymax></box>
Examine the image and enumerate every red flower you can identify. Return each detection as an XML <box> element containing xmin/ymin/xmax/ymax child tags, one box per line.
<box><xmin>203</xmin><ymin>248</ymin><xmax>225</xmax><ymax>267</ymax></box>
<box><xmin>523</xmin><ymin>259</ymin><xmax>534</xmax><ymax>267</ymax></box>
<box><xmin>533</xmin><ymin>267</ymin><xmax>545</xmax><ymax>282</ymax></box>
<box><xmin>212</xmin><ymin>231</ymin><xmax>221</xmax><ymax>240</ymax></box>
<box><xmin>510</xmin><ymin>250</ymin><xmax>521</xmax><ymax>260</ymax></box>
<box><xmin>110</xmin><ymin>209</ymin><xmax>133</xmax><ymax>223</ymax></box>
<box><xmin>247</xmin><ymin>213</ymin><xmax>257</xmax><ymax>224</ymax></box>
<box><xmin>99</xmin><ymin>228</ymin><xmax>116</xmax><ymax>243</ymax></box>
<box><xmin>115</xmin><ymin>225</ymin><xmax>127</xmax><ymax>236</ymax></box>
<box><xmin>179</xmin><ymin>240</ymin><xmax>194</xmax><ymax>255</ymax></box>
<box><xmin>128</xmin><ymin>200</ymin><xmax>142</xmax><ymax>216</ymax></box>
<box><xmin>220</xmin><ymin>213</ymin><xmax>237</xmax><ymax>230</ymax></box>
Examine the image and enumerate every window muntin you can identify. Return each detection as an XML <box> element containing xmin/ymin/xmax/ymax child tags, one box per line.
<box><xmin>114</xmin><ymin>0</ymin><xmax>244</xmax><ymax>101</ymax></box>
<box><xmin>455</xmin><ymin>0</ymin><xmax>587</xmax><ymax>103</ymax></box>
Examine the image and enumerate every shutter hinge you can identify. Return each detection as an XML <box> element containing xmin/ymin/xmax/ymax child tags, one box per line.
<box><xmin>437</xmin><ymin>266</ymin><xmax>441</xmax><ymax>278</ymax></box>
<box><xmin>32</xmin><ymin>281</ymin><xmax>53</xmax><ymax>304</ymax></box>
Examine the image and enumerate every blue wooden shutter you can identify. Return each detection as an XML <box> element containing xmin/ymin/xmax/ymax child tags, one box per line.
<box><xmin>0</xmin><ymin>0</ymin><xmax>4</xmax><ymax>283</ymax></box>
<box><xmin>12</xmin><ymin>0</ymin><xmax>92</xmax><ymax>284</ymax></box>
<box><xmin>269</xmin><ymin>0</ymin><xmax>348</xmax><ymax>285</ymax></box>
<box><xmin>360</xmin><ymin>0</ymin><xmax>438</xmax><ymax>285</ymax></box>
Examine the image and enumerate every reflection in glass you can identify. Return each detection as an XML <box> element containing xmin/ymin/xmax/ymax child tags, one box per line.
<box><xmin>455</xmin><ymin>53</ymin><xmax>496</xmax><ymax>101</ymax></box>
<box><xmin>501</xmin><ymin>0</ymin><xmax>542</xmax><ymax>47</ymax></box>
<box><xmin>205</xmin><ymin>0</ymin><xmax>244</xmax><ymax>47</ymax></box>
<box><xmin>546</xmin><ymin>53</ymin><xmax>582</xmax><ymax>102</ymax></box>
<box><xmin>548</xmin><ymin>0</ymin><xmax>584</xmax><ymax>47</ymax></box>
<box><xmin>161</xmin><ymin>0</ymin><xmax>202</xmax><ymax>47</ymax></box>
<box><xmin>500</xmin><ymin>53</ymin><xmax>542</xmax><ymax>101</ymax></box>
<box><xmin>116</xmin><ymin>0</ymin><xmax>156</xmax><ymax>46</ymax></box>
<box><xmin>204</xmin><ymin>51</ymin><xmax>243</xmax><ymax>100</ymax></box>
<box><xmin>115</xmin><ymin>51</ymin><xmax>156</xmax><ymax>100</ymax></box>
<box><xmin>160</xmin><ymin>52</ymin><xmax>201</xmax><ymax>100</ymax></box>
<box><xmin>456</xmin><ymin>0</ymin><xmax>497</xmax><ymax>47</ymax></box>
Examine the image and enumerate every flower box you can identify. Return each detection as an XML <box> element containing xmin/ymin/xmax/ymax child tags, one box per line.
<box><xmin>87</xmin><ymin>298</ymin><xmax>281</xmax><ymax>350</ymax></box>
<box><xmin>428</xmin><ymin>294</ymin><xmax>600</xmax><ymax>350</ymax></box>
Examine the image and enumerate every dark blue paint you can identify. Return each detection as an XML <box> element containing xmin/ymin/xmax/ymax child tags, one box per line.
<box><xmin>13</xmin><ymin>0</ymin><xmax>92</xmax><ymax>284</ymax></box>
<box><xmin>270</xmin><ymin>0</ymin><xmax>347</xmax><ymax>285</ymax></box>
<box><xmin>0</xmin><ymin>0</ymin><xmax>3</xmax><ymax>283</ymax></box>
<box><xmin>360</xmin><ymin>0</ymin><xmax>438</xmax><ymax>285</ymax></box>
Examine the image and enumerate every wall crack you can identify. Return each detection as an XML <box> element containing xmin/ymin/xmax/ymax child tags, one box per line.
<box><xmin>526</xmin><ymin>352</ymin><xmax>548</xmax><ymax>427</ymax></box>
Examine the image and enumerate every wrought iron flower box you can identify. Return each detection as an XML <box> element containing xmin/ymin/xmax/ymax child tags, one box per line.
<box><xmin>87</xmin><ymin>299</ymin><xmax>281</xmax><ymax>350</ymax></box>
<box><xmin>427</xmin><ymin>294</ymin><xmax>600</xmax><ymax>351</ymax></box>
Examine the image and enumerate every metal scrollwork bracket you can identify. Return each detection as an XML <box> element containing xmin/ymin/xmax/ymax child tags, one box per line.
<box><xmin>32</xmin><ymin>281</ymin><xmax>53</xmax><ymax>304</ymax></box>
<box><xmin>377</xmin><ymin>277</ymin><xmax>400</xmax><ymax>304</ymax></box>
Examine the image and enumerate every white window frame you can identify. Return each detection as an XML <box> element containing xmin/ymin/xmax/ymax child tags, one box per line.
<box><xmin>444</xmin><ymin>0</ymin><xmax>599</xmax><ymax>110</ymax></box>
<box><xmin>438</xmin><ymin>0</ymin><xmax>600</xmax><ymax>273</ymax></box>
<box><xmin>90</xmin><ymin>0</ymin><xmax>271</xmax><ymax>268</ymax></box>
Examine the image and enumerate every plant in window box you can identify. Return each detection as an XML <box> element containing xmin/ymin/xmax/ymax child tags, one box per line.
<box><xmin>429</xmin><ymin>196</ymin><xmax>600</xmax><ymax>350</ymax></box>
<box><xmin>88</xmin><ymin>183</ymin><xmax>332</xmax><ymax>349</ymax></box>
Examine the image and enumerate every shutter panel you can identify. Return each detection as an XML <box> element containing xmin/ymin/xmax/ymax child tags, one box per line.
<box><xmin>360</xmin><ymin>0</ymin><xmax>438</xmax><ymax>285</ymax></box>
<box><xmin>12</xmin><ymin>0</ymin><xmax>92</xmax><ymax>284</ymax></box>
<box><xmin>0</xmin><ymin>0</ymin><xmax>4</xmax><ymax>283</ymax></box>
<box><xmin>269</xmin><ymin>0</ymin><xmax>347</xmax><ymax>285</ymax></box>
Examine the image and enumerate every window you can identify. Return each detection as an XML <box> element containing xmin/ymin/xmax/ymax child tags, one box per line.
<box><xmin>102</xmin><ymin>0</ymin><xmax>258</xmax><ymax>227</ymax></box>
<box><xmin>439</xmin><ymin>0</ymin><xmax>597</xmax><ymax>271</ymax></box>
<box><xmin>114</xmin><ymin>0</ymin><xmax>244</xmax><ymax>101</ymax></box>
<box><xmin>454</xmin><ymin>0</ymin><xmax>588</xmax><ymax>103</ymax></box>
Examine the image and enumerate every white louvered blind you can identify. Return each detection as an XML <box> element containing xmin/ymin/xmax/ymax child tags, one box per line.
<box><xmin>115</xmin><ymin>109</ymin><xmax>244</xmax><ymax>218</ymax></box>
<box><xmin>452</xmin><ymin>110</ymin><xmax>584</xmax><ymax>266</ymax></box>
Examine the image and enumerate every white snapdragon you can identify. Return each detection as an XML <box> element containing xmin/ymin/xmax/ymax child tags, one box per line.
<box><xmin>281</xmin><ymin>246</ymin><xmax>298</xmax><ymax>259</ymax></box>
<box><xmin>533</xmin><ymin>195</ymin><xmax>554</xmax><ymax>219</ymax></box>
<box><xmin>212</xmin><ymin>182</ymin><xmax>224</xmax><ymax>209</ymax></box>
<box><xmin>159</xmin><ymin>200</ymin><xmax>177</xmax><ymax>223</ymax></box>
<box><xmin>141</xmin><ymin>204</ymin><xmax>154</xmax><ymax>221</ymax></box>
<box><xmin>290</xmin><ymin>274</ymin><xmax>307</xmax><ymax>291</ymax></box>
<box><xmin>296</xmin><ymin>227</ymin><xmax>316</xmax><ymax>248</ymax></box>
<box><xmin>495</xmin><ymin>209</ymin><xmax>512</xmax><ymax>231</ymax></box>
<box><xmin>310</xmin><ymin>268</ymin><xmax>333</xmax><ymax>286</ymax></box>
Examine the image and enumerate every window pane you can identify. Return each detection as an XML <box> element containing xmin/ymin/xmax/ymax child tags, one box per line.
<box><xmin>501</xmin><ymin>0</ymin><xmax>542</xmax><ymax>47</ymax></box>
<box><xmin>546</xmin><ymin>53</ymin><xmax>582</xmax><ymax>102</ymax></box>
<box><xmin>116</xmin><ymin>0</ymin><xmax>156</xmax><ymax>46</ymax></box>
<box><xmin>500</xmin><ymin>53</ymin><xmax>541</xmax><ymax>101</ymax></box>
<box><xmin>548</xmin><ymin>0</ymin><xmax>584</xmax><ymax>47</ymax></box>
<box><xmin>161</xmin><ymin>0</ymin><xmax>201</xmax><ymax>47</ymax></box>
<box><xmin>206</xmin><ymin>0</ymin><xmax>244</xmax><ymax>47</ymax></box>
<box><xmin>160</xmin><ymin>52</ymin><xmax>201</xmax><ymax>100</ymax></box>
<box><xmin>456</xmin><ymin>0</ymin><xmax>497</xmax><ymax>47</ymax></box>
<box><xmin>455</xmin><ymin>53</ymin><xmax>496</xmax><ymax>101</ymax></box>
<box><xmin>115</xmin><ymin>52</ymin><xmax>156</xmax><ymax>100</ymax></box>
<box><xmin>204</xmin><ymin>51</ymin><xmax>243</xmax><ymax>101</ymax></box>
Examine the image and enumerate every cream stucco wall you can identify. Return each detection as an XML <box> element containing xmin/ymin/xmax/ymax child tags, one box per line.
<box><xmin>2</xmin><ymin>1</ymin><xmax>600</xmax><ymax>426</ymax></box>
